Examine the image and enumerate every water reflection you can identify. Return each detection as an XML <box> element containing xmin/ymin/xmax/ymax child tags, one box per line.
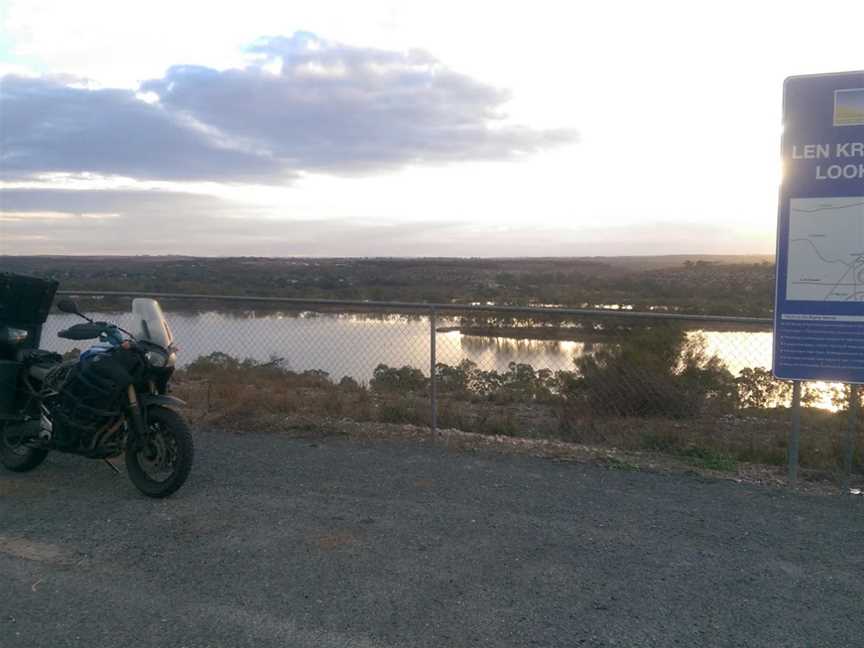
<box><xmin>38</xmin><ymin>311</ymin><xmax>838</xmax><ymax>408</ymax></box>
<box><xmin>694</xmin><ymin>329</ymin><xmax>839</xmax><ymax>410</ymax></box>
<box><xmin>443</xmin><ymin>334</ymin><xmax>588</xmax><ymax>372</ymax></box>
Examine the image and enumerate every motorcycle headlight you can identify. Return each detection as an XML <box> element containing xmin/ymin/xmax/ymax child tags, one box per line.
<box><xmin>145</xmin><ymin>349</ymin><xmax>173</xmax><ymax>368</ymax></box>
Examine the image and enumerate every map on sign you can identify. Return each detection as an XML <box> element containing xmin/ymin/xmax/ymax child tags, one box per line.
<box><xmin>834</xmin><ymin>88</ymin><xmax>864</xmax><ymax>126</ymax></box>
<box><xmin>786</xmin><ymin>196</ymin><xmax>864</xmax><ymax>301</ymax></box>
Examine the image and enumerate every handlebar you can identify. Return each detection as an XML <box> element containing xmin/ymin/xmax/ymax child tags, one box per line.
<box><xmin>58</xmin><ymin>322</ymin><xmax>112</xmax><ymax>341</ymax></box>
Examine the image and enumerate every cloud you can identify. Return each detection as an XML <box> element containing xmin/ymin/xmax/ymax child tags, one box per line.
<box><xmin>1</xmin><ymin>32</ymin><xmax>576</xmax><ymax>183</ymax></box>
<box><xmin>0</xmin><ymin>187</ymin><xmax>229</xmax><ymax>214</ymax></box>
<box><xmin>0</xmin><ymin>76</ymin><xmax>281</xmax><ymax>182</ymax></box>
<box><xmin>1</xmin><ymin>189</ymin><xmax>768</xmax><ymax>257</ymax></box>
<box><xmin>0</xmin><ymin>188</ymin><xmax>464</xmax><ymax>256</ymax></box>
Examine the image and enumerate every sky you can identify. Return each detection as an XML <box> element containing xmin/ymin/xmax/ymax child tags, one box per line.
<box><xmin>0</xmin><ymin>0</ymin><xmax>862</xmax><ymax>257</ymax></box>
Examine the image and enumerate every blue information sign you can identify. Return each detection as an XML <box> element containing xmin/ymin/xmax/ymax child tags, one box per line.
<box><xmin>774</xmin><ymin>71</ymin><xmax>864</xmax><ymax>382</ymax></box>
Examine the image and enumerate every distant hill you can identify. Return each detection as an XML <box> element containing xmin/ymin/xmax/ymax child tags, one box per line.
<box><xmin>0</xmin><ymin>254</ymin><xmax>776</xmax><ymax>317</ymax></box>
<box><xmin>579</xmin><ymin>254</ymin><xmax>774</xmax><ymax>271</ymax></box>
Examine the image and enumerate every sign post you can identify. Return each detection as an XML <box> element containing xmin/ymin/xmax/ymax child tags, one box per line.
<box><xmin>844</xmin><ymin>384</ymin><xmax>859</xmax><ymax>490</ymax></box>
<box><xmin>788</xmin><ymin>381</ymin><xmax>801</xmax><ymax>483</ymax></box>
<box><xmin>774</xmin><ymin>71</ymin><xmax>864</xmax><ymax>483</ymax></box>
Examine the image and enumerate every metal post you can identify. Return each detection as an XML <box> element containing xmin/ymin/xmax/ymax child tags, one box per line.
<box><xmin>430</xmin><ymin>306</ymin><xmax>437</xmax><ymax>433</ymax></box>
<box><xmin>843</xmin><ymin>384</ymin><xmax>858</xmax><ymax>491</ymax></box>
<box><xmin>788</xmin><ymin>381</ymin><xmax>801</xmax><ymax>484</ymax></box>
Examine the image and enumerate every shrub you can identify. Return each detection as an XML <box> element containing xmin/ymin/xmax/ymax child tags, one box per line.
<box><xmin>567</xmin><ymin>327</ymin><xmax>737</xmax><ymax>418</ymax></box>
<box><xmin>736</xmin><ymin>367</ymin><xmax>790</xmax><ymax>409</ymax></box>
<box><xmin>339</xmin><ymin>376</ymin><xmax>360</xmax><ymax>389</ymax></box>
<box><xmin>677</xmin><ymin>447</ymin><xmax>738</xmax><ymax>472</ymax></box>
<box><xmin>370</xmin><ymin>364</ymin><xmax>428</xmax><ymax>392</ymax></box>
<box><xmin>377</xmin><ymin>396</ymin><xmax>428</xmax><ymax>424</ymax></box>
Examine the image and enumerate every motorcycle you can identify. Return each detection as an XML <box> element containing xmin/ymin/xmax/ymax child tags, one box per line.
<box><xmin>0</xmin><ymin>274</ymin><xmax>193</xmax><ymax>498</ymax></box>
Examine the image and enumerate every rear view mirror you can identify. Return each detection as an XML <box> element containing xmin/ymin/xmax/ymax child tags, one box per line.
<box><xmin>57</xmin><ymin>299</ymin><xmax>80</xmax><ymax>315</ymax></box>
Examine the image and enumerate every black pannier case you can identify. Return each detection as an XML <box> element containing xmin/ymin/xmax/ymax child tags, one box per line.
<box><xmin>0</xmin><ymin>273</ymin><xmax>59</xmax><ymax>356</ymax></box>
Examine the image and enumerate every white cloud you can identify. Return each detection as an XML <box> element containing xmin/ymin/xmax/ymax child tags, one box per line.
<box><xmin>1</xmin><ymin>33</ymin><xmax>574</xmax><ymax>183</ymax></box>
<box><xmin>2</xmin><ymin>1</ymin><xmax>862</xmax><ymax>256</ymax></box>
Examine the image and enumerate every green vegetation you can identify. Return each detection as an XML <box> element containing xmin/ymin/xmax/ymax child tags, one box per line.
<box><xmin>172</xmin><ymin>323</ymin><xmax>862</xmax><ymax>476</ymax></box>
<box><xmin>675</xmin><ymin>447</ymin><xmax>738</xmax><ymax>472</ymax></box>
<box><xmin>0</xmin><ymin>254</ymin><xmax>775</xmax><ymax>316</ymax></box>
<box><xmin>604</xmin><ymin>456</ymin><xmax>640</xmax><ymax>472</ymax></box>
<box><xmin>569</xmin><ymin>327</ymin><xmax>737</xmax><ymax>418</ymax></box>
<box><xmin>14</xmin><ymin>254</ymin><xmax>863</xmax><ymax>478</ymax></box>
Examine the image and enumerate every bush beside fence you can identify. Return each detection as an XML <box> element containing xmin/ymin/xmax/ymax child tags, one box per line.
<box><xmin>49</xmin><ymin>292</ymin><xmax>863</xmax><ymax>476</ymax></box>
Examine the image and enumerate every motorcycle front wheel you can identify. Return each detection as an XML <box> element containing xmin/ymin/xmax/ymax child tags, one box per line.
<box><xmin>125</xmin><ymin>406</ymin><xmax>194</xmax><ymax>498</ymax></box>
<box><xmin>0</xmin><ymin>424</ymin><xmax>49</xmax><ymax>472</ymax></box>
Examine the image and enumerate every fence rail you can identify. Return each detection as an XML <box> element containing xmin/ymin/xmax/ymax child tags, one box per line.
<box><xmin>57</xmin><ymin>290</ymin><xmax>773</xmax><ymax>325</ymax></box>
<box><xmin>47</xmin><ymin>290</ymin><xmax>861</xmax><ymax>482</ymax></box>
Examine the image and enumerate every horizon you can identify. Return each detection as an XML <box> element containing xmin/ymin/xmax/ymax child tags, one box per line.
<box><xmin>0</xmin><ymin>252</ymin><xmax>776</xmax><ymax>261</ymax></box>
<box><xmin>1</xmin><ymin>1</ymin><xmax>862</xmax><ymax>256</ymax></box>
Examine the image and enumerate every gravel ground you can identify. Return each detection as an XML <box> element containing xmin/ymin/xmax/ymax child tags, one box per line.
<box><xmin>1</xmin><ymin>427</ymin><xmax>863</xmax><ymax>648</ymax></box>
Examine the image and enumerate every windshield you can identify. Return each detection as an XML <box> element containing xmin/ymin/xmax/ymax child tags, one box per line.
<box><xmin>131</xmin><ymin>298</ymin><xmax>174</xmax><ymax>348</ymax></box>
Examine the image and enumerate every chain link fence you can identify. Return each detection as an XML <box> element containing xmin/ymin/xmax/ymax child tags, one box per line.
<box><xmin>40</xmin><ymin>291</ymin><xmax>862</xmax><ymax>475</ymax></box>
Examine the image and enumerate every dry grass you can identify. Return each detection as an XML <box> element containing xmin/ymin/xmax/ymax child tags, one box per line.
<box><xmin>173</xmin><ymin>369</ymin><xmax>373</xmax><ymax>431</ymax></box>
<box><xmin>170</xmin><ymin>363</ymin><xmax>863</xmax><ymax>485</ymax></box>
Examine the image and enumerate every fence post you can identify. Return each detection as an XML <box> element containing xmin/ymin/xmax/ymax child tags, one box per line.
<box><xmin>843</xmin><ymin>384</ymin><xmax>858</xmax><ymax>491</ymax></box>
<box><xmin>430</xmin><ymin>306</ymin><xmax>437</xmax><ymax>433</ymax></box>
<box><xmin>788</xmin><ymin>381</ymin><xmax>801</xmax><ymax>484</ymax></box>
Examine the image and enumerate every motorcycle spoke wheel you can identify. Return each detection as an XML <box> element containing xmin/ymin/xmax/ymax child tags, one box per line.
<box><xmin>125</xmin><ymin>406</ymin><xmax>193</xmax><ymax>498</ymax></box>
<box><xmin>136</xmin><ymin>422</ymin><xmax>179</xmax><ymax>483</ymax></box>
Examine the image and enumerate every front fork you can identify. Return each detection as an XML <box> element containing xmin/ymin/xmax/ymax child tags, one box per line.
<box><xmin>125</xmin><ymin>385</ymin><xmax>147</xmax><ymax>451</ymax></box>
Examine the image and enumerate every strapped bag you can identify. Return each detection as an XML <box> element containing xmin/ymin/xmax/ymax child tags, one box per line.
<box><xmin>55</xmin><ymin>346</ymin><xmax>141</xmax><ymax>447</ymax></box>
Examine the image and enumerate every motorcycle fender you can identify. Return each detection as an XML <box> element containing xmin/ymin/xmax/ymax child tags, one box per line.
<box><xmin>141</xmin><ymin>394</ymin><xmax>186</xmax><ymax>410</ymax></box>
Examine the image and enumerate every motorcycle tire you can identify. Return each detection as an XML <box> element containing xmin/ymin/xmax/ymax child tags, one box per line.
<box><xmin>125</xmin><ymin>406</ymin><xmax>194</xmax><ymax>498</ymax></box>
<box><xmin>0</xmin><ymin>426</ymin><xmax>49</xmax><ymax>472</ymax></box>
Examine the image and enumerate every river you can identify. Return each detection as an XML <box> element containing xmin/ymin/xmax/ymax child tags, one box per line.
<box><xmin>37</xmin><ymin>310</ymin><xmax>775</xmax><ymax>384</ymax></box>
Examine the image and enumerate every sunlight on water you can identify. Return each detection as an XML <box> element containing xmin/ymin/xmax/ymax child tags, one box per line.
<box><xmin>694</xmin><ymin>329</ymin><xmax>840</xmax><ymax>411</ymax></box>
<box><xmin>693</xmin><ymin>330</ymin><xmax>772</xmax><ymax>376</ymax></box>
<box><xmin>36</xmin><ymin>311</ymin><xmax>844</xmax><ymax>409</ymax></box>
